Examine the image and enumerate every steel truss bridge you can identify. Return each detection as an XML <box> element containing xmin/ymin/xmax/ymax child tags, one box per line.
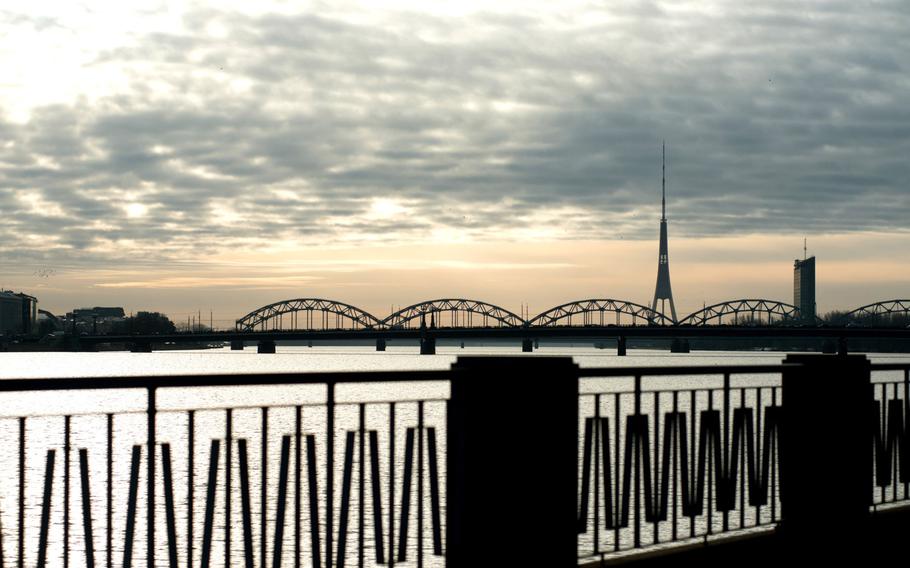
<box><xmin>233</xmin><ymin>297</ymin><xmax>910</xmax><ymax>331</ymax></box>
<box><xmin>74</xmin><ymin>297</ymin><xmax>910</xmax><ymax>355</ymax></box>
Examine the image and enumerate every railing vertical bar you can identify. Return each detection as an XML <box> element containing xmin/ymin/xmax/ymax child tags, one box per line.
<box><xmin>613</xmin><ymin>393</ymin><xmax>620</xmax><ymax>553</ymax></box>
<box><xmin>79</xmin><ymin>449</ymin><xmax>96</xmax><ymax>568</ymax></box>
<box><xmin>671</xmin><ymin>391</ymin><xmax>678</xmax><ymax>542</ymax></box>
<box><xmin>37</xmin><ymin>450</ymin><xmax>56</xmax><ymax>568</ymax></box>
<box><xmin>188</xmin><ymin>411</ymin><xmax>195</xmax><ymax>568</ymax></box>
<box><xmin>18</xmin><ymin>417</ymin><xmax>25</xmax><ymax>568</ymax></box>
<box><xmin>707</xmin><ymin>388</ymin><xmax>714</xmax><ymax>537</ymax></box>
<box><xmin>634</xmin><ymin>375</ymin><xmax>641</xmax><ymax>549</ymax></box>
<box><xmin>418</xmin><ymin>402</ymin><xmax>425</xmax><ymax>568</ymax></box>
<box><xmin>892</xmin><ymin>382</ymin><xmax>899</xmax><ymax>503</ymax></box>
<box><xmin>397</xmin><ymin>428</ymin><xmax>415</xmax><ymax>561</ymax></box>
<box><xmin>593</xmin><ymin>394</ymin><xmax>600</xmax><ymax>554</ymax></box>
<box><xmin>148</xmin><ymin>389</ymin><xmax>156</xmax><ymax>568</ymax></box>
<box><xmin>358</xmin><ymin>405</ymin><xmax>365</xmax><ymax>568</ymax></box>
<box><xmin>238</xmin><ymin>440</ymin><xmax>255</xmax><ymax>568</ymax></box>
<box><xmin>327</xmin><ymin>381</ymin><xmax>336</xmax><ymax>568</ymax></box>
<box><xmin>879</xmin><ymin>382</ymin><xmax>886</xmax><ymax>504</ymax></box>
<box><xmin>389</xmin><ymin>403</ymin><xmax>396</xmax><ymax>568</ymax></box>
<box><xmin>295</xmin><ymin>406</ymin><xmax>302</xmax><ymax>568</ymax></box>
<box><xmin>578</xmin><ymin>415</ymin><xmax>592</xmax><ymax>538</ymax></box>
<box><xmin>368</xmin><ymin>431</ymin><xmax>385</xmax><ymax>563</ymax></box>
<box><xmin>426</xmin><ymin>427</ymin><xmax>442</xmax><ymax>556</ymax></box>
<box><xmin>262</xmin><ymin>408</ymin><xmax>269</xmax><ymax>568</ymax></box>
<box><xmin>107</xmin><ymin>414</ymin><xmax>113</xmax><ymax>568</ymax></box>
<box><xmin>161</xmin><ymin>444</ymin><xmax>179</xmax><ymax>568</ymax></box>
<box><xmin>272</xmin><ymin>436</ymin><xmax>292</xmax><ymax>568</ymax></box>
<box><xmin>653</xmin><ymin>391</ymin><xmax>660</xmax><ymax>545</ymax></box>
<box><xmin>200</xmin><ymin>440</ymin><xmax>221</xmax><ymax>568</ymax></box>
<box><xmin>336</xmin><ymin>432</ymin><xmax>355</xmax><ymax>568</ymax></box>
<box><xmin>306</xmin><ymin>434</ymin><xmax>322</xmax><ymax>568</ymax></box>
<box><xmin>689</xmin><ymin>390</ymin><xmax>696</xmax><ymax>540</ymax></box>
<box><xmin>226</xmin><ymin>408</ymin><xmax>233</xmax><ymax>568</ymax></box>
<box><xmin>771</xmin><ymin>388</ymin><xmax>777</xmax><ymax>522</ymax></box>
<box><xmin>740</xmin><ymin>388</ymin><xmax>746</xmax><ymax>528</ymax></box>
<box><xmin>722</xmin><ymin>374</ymin><xmax>730</xmax><ymax>533</ymax></box>
<box><xmin>64</xmin><ymin>415</ymin><xmax>70</xmax><ymax>568</ymax></box>
<box><xmin>755</xmin><ymin>388</ymin><xmax>762</xmax><ymax>525</ymax></box>
<box><xmin>123</xmin><ymin>446</ymin><xmax>141</xmax><ymax>568</ymax></box>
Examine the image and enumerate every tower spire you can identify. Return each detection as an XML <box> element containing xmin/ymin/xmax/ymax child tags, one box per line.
<box><xmin>662</xmin><ymin>140</ymin><xmax>666</xmax><ymax>221</ymax></box>
<box><xmin>651</xmin><ymin>141</ymin><xmax>678</xmax><ymax>323</ymax></box>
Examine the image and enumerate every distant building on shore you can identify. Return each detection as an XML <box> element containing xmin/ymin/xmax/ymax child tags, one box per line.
<box><xmin>793</xmin><ymin>256</ymin><xmax>816</xmax><ymax>320</ymax></box>
<box><xmin>0</xmin><ymin>291</ymin><xmax>38</xmax><ymax>335</ymax></box>
<box><xmin>64</xmin><ymin>307</ymin><xmax>126</xmax><ymax>334</ymax></box>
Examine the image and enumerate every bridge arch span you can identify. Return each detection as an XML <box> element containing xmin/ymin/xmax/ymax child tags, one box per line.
<box><xmin>380</xmin><ymin>299</ymin><xmax>525</xmax><ymax>329</ymax></box>
<box><xmin>528</xmin><ymin>299</ymin><xmax>670</xmax><ymax>327</ymax></box>
<box><xmin>678</xmin><ymin>299</ymin><xmax>815</xmax><ymax>326</ymax></box>
<box><xmin>842</xmin><ymin>299</ymin><xmax>910</xmax><ymax>325</ymax></box>
<box><xmin>236</xmin><ymin>298</ymin><xmax>382</xmax><ymax>331</ymax></box>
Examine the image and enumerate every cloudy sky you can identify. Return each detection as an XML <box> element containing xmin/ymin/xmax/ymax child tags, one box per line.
<box><xmin>1</xmin><ymin>0</ymin><xmax>908</xmax><ymax>323</ymax></box>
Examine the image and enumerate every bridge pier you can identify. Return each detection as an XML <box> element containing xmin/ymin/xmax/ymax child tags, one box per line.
<box><xmin>257</xmin><ymin>340</ymin><xmax>276</xmax><ymax>354</ymax></box>
<box><xmin>420</xmin><ymin>337</ymin><xmax>436</xmax><ymax>355</ymax></box>
<box><xmin>521</xmin><ymin>338</ymin><xmax>533</xmax><ymax>352</ymax></box>
<box><xmin>838</xmin><ymin>336</ymin><xmax>848</xmax><ymax>355</ymax></box>
<box><xmin>376</xmin><ymin>338</ymin><xmax>386</xmax><ymax>351</ymax></box>
<box><xmin>617</xmin><ymin>336</ymin><xmax>627</xmax><ymax>356</ymax></box>
<box><xmin>230</xmin><ymin>340</ymin><xmax>244</xmax><ymax>351</ymax></box>
<box><xmin>670</xmin><ymin>338</ymin><xmax>690</xmax><ymax>353</ymax></box>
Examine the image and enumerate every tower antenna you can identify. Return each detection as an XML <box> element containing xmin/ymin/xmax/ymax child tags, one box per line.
<box><xmin>804</xmin><ymin>238</ymin><xmax>807</xmax><ymax>260</ymax></box>
<box><xmin>662</xmin><ymin>141</ymin><xmax>666</xmax><ymax>220</ymax></box>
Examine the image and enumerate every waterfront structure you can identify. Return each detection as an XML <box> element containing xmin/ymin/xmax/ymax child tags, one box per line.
<box><xmin>65</xmin><ymin>306</ymin><xmax>126</xmax><ymax>334</ymax></box>
<box><xmin>794</xmin><ymin>256</ymin><xmax>816</xmax><ymax>320</ymax></box>
<box><xmin>650</xmin><ymin>142</ymin><xmax>678</xmax><ymax>322</ymax></box>
<box><xmin>0</xmin><ymin>290</ymin><xmax>38</xmax><ymax>335</ymax></box>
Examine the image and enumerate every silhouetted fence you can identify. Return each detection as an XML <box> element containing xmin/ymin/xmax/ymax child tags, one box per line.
<box><xmin>872</xmin><ymin>363</ymin><xmax>910</xmax><ymax>508</ymax></box>
<box><xmin>0</xmin><ymin>355</ymin><xmax>906</xmax><ymax>567</ymax></box>
<box><xmin>576</xmin><ymin>365</ymin><xmax>784</xmax><ymax>559</ymax></box>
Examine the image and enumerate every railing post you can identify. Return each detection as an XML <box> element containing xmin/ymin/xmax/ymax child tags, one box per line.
<box><xmin>780</xmin><ymin>354</ymin><xmax>872</xmax><ymax>552</ymax></box>
<box><xmin>446</xmin><ymin>356</ymin><xmax>578</xmax><ymax>567</ymax></box>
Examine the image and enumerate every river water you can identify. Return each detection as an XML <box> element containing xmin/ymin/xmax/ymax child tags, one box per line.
<box><xmin>0</xmin><ymin>346</ymin><xmax>906</xmax><ymax>567</ymax></box>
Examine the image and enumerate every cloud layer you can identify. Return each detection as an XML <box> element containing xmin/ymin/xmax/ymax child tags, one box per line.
<box><xmin>1</xmin><ymin>1</ymin><xmax>909</xmax><ymax>268</ymax></box>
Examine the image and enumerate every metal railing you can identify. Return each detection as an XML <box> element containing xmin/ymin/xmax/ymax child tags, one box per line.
<box><xmin>0</xmin><ymin>372</ymin><xmax>449</xmax><ymax>568</ymax></box>
<box><xmin>871</xmin><ymin>363</ymin><xmax>910</xmax><ymax>508</ymax></box>
<box><xmin>576</xmin><ymin>365</ymin><xmax>784</xmax><ymax>561</ymax></box>
<box><xmin>1</xmin><ymin>357</ymin><xmax>908</xmax><ymax>567</ymax></box>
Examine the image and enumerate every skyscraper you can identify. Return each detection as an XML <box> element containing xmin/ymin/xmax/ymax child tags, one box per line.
<box><xmin>793</xmin><ymin>256</ymin><xmax>816</xmax><ymax>320</ymax></box>
<box><xmin>651</xmin><ymin>143</ymin><xmax>678</xmax><ymax>322</ymax></box>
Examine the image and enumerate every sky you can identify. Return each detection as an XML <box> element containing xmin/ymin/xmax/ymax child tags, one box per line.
<box><xmin>1</xmin><ymin>1</ymin><xmax>908</xmax><ymax>325</ymax></box>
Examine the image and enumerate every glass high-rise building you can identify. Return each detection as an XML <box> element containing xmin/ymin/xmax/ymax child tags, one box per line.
<box><xmin>793</xmin><ymin>257</ymin><xmax>816</xmax><ymax>320</ymax></box>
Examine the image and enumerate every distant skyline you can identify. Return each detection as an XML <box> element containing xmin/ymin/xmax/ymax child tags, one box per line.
<box><xmin>1</xmin><ymin>2</ymin><xmax>908</xmax><ymax>321</ymax></box>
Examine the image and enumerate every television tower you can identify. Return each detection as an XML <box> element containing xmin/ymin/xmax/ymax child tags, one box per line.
<box><xmin>651</xmin><ymin>142</ymin><xmax>678</xmax><ymax>322</ymax></box>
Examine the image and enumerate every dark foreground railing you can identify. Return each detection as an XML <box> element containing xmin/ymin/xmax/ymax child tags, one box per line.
<box><xmin>0</xmin><ymin>372</ymin><xmax>450</xmax><ymax>568</ymax></box>
<box><xmin>871</xmin><ymin>363</ymin><xmax>910</xmax><ymax>508</ymax></box>
<box><xmin>576</xmin><ymin>365</ymin><xmax>784</xmax><ymax>561</ymax></box>
<box><xmin>0</xmin><ymin>355</ymin><xmax>907</xmax><ymax>568</ymax></box>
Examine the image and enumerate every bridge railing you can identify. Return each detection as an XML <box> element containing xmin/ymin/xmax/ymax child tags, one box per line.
<box><xmin>0</xmin><ymin>356</ymin><xmax>906</xmax><ymax>567</ymax></box>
